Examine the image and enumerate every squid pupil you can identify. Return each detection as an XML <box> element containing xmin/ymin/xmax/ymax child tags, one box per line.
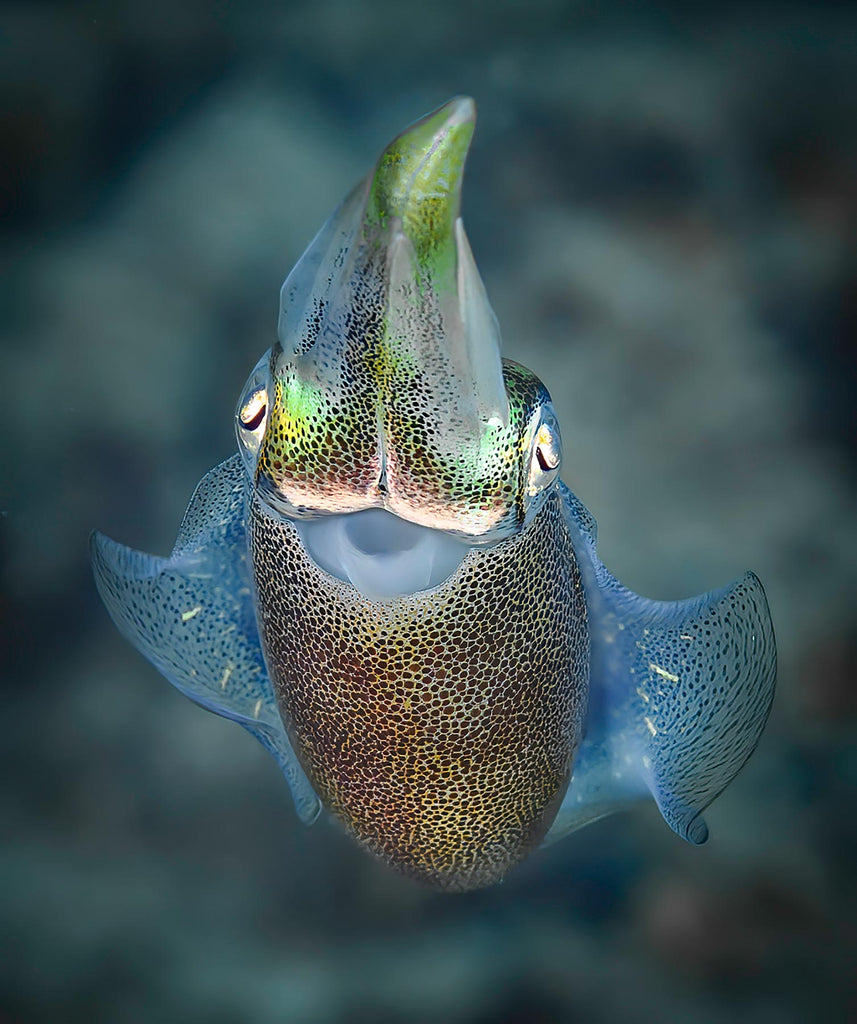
<box><xmin>241</xmin><ymin>401</ymin><xmax>266</xmax><ymax>431</ymax></box>
<box><xmin>536</xmin><ymin>446</ymin><xmax>553</xmax><ymax>473</ymax></box>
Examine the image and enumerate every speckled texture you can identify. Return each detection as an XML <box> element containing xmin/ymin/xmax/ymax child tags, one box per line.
<box><xmin>90</xmin><ymin>456</ymin><xmax>322</xmax><ymax>824</ymax></box>
<box><xmin>250</xmin><ymin>488</ymin><xmax>588</xmax><ymax>891</ymax></box>
<box><xmin>624</xmin><ymin>572</ymin><xmax>777</xmax><ymax>841</ymax></box>
<box><xmin>260</xmin><ymin>100</ymin><xmax>555</xmax><ymax>541</ymax></box>
<box><xmin>383</xmin><ymin>360</ymin><xmax>554</xmax><ymax>540</ymax></box>
<box><xmin>549</xmin><ymin>488</ymin><xmax>777</xmax><ymax>846</ymax></box>
<box><xmin>258</xmin><ymin>343</ymin><xmax>385</xmax><ymax>513</ymax></box>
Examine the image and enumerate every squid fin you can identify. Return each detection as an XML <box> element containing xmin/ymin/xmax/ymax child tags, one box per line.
<box><xmin>91</xmin><ymin>456</ymin><xmax>321</xmax><ymax>824</ymax></box>
<box><xmin>546</xmin><ymin>485</ymin><xmax>776</xmax><ymax>845</ymax></box>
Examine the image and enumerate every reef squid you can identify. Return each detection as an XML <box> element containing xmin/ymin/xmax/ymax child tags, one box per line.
<box><xmin>92</xmin><ymin>97</ymin><xmax>776</xmax><ymax>892</ymax></box>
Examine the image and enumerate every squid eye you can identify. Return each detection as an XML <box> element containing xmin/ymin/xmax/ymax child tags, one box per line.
<box><xmin>239</xmin><ymin>389</ymin><xmax>267</xmax><ymax>431</ymax></box>
<box><xmin>236</xmin><ymin>351</ymin><xmax>272</xmax><ymax>478</ymax></box>
<box><xmin>535</xmin><ymin>423</ymin><xmax>560</xmax><ymax>471</ymax></box>
<box><xmin>527</xmin><ymin>414</ymin><xmax>562</xmax><ymax>495</ymax></box>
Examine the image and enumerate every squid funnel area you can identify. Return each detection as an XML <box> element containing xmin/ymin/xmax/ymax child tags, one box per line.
<box><xmin>296</xmin><ymin>508</ymin><xmax>473</xmax><ymax>600</ymax></box>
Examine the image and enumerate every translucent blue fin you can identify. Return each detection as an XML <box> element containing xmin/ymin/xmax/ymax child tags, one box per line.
<box><xmin>546</xmin><ymin>484</ymin><xmax>776</xmax><ymax>845</ymax></box>
<box><xmin>91</xmin><ymin>456</ymin><xmax>321</xmax><ymax>824</ymax></box>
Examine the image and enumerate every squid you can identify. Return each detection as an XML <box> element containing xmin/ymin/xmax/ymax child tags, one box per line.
<box><xmin>92</xmin><ymin>97</ymin><xmax>776</xmax><ymax>892</ymax></box>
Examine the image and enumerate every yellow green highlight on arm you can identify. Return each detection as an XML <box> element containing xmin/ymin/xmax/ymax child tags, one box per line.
<box><xmin>366</xmin><ymin>99</ymin><xmax>475</xmax><ymax>283</ymax></box>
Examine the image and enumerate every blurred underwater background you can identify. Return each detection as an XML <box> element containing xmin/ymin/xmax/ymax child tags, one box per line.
<box><xmin>1</xmin><ymin>1</ymin><xmax>855</xmax><ymax>1021</ymax></box>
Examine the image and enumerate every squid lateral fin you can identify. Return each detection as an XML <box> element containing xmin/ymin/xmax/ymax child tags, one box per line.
<box><xmin>546</xmin><ymin>485</ymin><xmax>776</xmax><ymax>845</ymax></box>
<box><xmin>91</xmin><ymin>455</ymin><xmax>321</xmax><ymax>824</ymax></box>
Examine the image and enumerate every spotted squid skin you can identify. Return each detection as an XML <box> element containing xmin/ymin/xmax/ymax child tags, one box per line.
<box><xmin>250</xmin><ymin>489</ymin><xmax>589</xmax><ymax>891</ymax></box>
